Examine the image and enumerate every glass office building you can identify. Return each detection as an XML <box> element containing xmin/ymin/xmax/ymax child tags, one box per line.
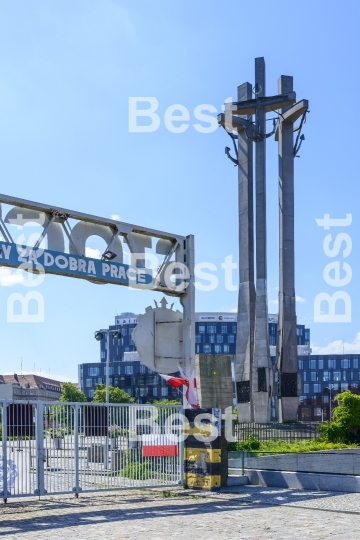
<box><xmin>79</xmin><ymin>311</ymin><xmax>359</xmax><ymax>420</ymax></box>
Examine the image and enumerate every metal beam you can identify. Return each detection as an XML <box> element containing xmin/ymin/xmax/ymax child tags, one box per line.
<box><xmin>0</xmin><ymin>193</ymin><xmax>186</xmax><ymax>243</ymax></box>
<box><xmin>224</xmin><ymin>92</ymin><xmax>296</xmax><ymax>115</ymax></box>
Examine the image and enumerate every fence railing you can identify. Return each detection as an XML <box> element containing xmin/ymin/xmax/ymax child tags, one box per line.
<box><xmin>234</xmin><ymin>422</ymin><xmax>321</xmax><ymax>443</ymax></box>
<box><xmin>0</xmin><ymin>400</ymin><xmax>183</xmax><ymax>500</ymax></box>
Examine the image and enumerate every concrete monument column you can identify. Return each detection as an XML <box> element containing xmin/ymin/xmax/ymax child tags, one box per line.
<box><xmin>276</xmin><ymin>76</ymin><xmax>308</xmax><ymax>421</ymax></box>
<box><xmin>235</xmin><ymin>82</ymin><xmax>256</xmax><ymax>423</ymax></box>
<box><xmin>252</xmin><ymin>57</ymin><xmax>272</xmax><ymax>423</ymax></box>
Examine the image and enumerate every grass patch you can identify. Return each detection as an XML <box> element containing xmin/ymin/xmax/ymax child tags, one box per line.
<box><xmin>229</xmin><ymin>434</ymin><xmax>358</xmax><ymax>454</ymax></box>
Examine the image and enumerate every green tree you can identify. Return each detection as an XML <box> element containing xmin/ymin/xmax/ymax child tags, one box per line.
<box><xmin>320</xmin><ymin>390</ymin><xmax>360</xmax><ymax>444</ymax></box>
<box><xmin>92</xmin><ymin>383</ymin><xmax>135</xmax><ymax>404</ymax></box>
<box><xmin>60</xmin><ymin>382</ymin><xmax>87</xmax><ymax>402</ymax></box>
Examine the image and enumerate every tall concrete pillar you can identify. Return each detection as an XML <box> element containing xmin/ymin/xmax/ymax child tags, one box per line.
<box><xmin>235</xmin><ymin>82</ymin><xmax>256</xmax><ymax>423</ymax></box>
<box><xmin>253</xmin><ymin>57</ymin><xmax>272</xmax><ymax>423</ymax></box>
<box><xmin>276</xmin><ymin>75</ymin><xmax>300</xmax><ymax>421</ymax></box>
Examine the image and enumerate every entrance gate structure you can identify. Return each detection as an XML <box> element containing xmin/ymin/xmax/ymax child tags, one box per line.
<box><xmin>1</xmin><ymin>401</ymin><xmax>183</xmax><ymax>500</ymax></box>
<box><xmin>0</xmin><ymin>193</ymin><xmax>194</xmax><ymax>499</ymax></box>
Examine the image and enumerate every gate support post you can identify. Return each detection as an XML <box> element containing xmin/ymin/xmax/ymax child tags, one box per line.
<box><xmin>73</xmin><ymin>404</ymin><xmax>81</xmax><ymax>496</ymax></box>
<box><xmin>1</xmin><ymin>401</ymin><xmax>9</xmax><ymax>501</ymax></box>
<box><xmin>35</xmin><ymin>401</ymin><xmax>46</xmax><ymax>496</ymax></box>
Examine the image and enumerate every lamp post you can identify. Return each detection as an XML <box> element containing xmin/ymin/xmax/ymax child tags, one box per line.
<box><xmin>325</xmin><ymin>384</ymin><xmax>334</xmax><ymax>421</ymax></box>
<box><xmin>94</xmin><ymin>329</ymin><xmax>122</xmax><ymax>404</ymax></box>
<box><xmin>94</xmin><ymin>327</ymin><xmax>122</xmax><ymax>471</ymax></box>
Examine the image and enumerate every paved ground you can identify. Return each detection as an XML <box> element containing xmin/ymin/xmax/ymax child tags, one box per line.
<box><xmin>2</xmin><ymin>486</ymin><xmax>360</xmax><ymax>539</ymax></box>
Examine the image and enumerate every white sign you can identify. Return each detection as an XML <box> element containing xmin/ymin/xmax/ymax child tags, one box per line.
<box><xmin>116</xmin><ymin>317</ymin><xmax>138</xmax><ymax>325</ymax></box>
<box><xmin>198</xmin><ymin>315</ymin><xmax>236</xmax><ymax>322</ymax></box>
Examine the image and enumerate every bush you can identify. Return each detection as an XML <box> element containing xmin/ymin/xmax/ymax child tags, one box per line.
<box><xmin>120</xmin><ymin>460</ymin><xmax>156</xmax><ymax>480</ymax></box>
<box><xmin>320</xmin><ymin>390</ymin><xmax>360</xmax><ymax>444</ymax></box>
<box><xmin>228</xmin><ymin>434</ymin><xmax>261</xmax><ymax>452</ymax></box>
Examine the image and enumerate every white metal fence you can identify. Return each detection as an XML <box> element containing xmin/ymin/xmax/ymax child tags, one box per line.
<box><xmin>0</xmin><ymin>401</ymin><xmax>183</xmax><ymax>500</ymax></box>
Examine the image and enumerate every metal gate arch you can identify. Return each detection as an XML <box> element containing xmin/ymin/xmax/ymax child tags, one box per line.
<box><xmin>0</xmin><ymin>401</ymin><xmax>183</xmax><ymax>500</ymax></box>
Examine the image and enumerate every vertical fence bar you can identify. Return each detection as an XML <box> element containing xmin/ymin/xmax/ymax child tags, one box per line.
<box><xmin>73</xmin><ymin>404</ymin><xmax>80</xmax><ymax>495</ymax></box>
<box><xmin>35</xmin><ymin>401</ymin><xmax>45</xmax><ymax>496</ymax></box>
<box><xmin>1</xmin><ymin>402</ymin><xmax>8</xmax><ymax>500</ymax></box>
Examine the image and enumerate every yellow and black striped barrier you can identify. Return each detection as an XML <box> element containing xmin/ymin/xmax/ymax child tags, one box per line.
<box><xmin>184</xmin><ymin>408</ymin><xmax>222</xmax><ymax>491</ymax></box>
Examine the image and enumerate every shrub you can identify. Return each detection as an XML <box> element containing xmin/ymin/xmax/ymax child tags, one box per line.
<box><xmin>320</xmin><ymin>390</ymin><xmax>360</xmax><ymax>444</ymax></box>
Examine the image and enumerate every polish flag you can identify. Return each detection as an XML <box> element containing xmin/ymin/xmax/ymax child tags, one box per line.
<box><xmin>158</xmin><ymin>374</ymin><xmax>187</xmax><ymax>389</ymax></box>
<box><xmin>159</xmin><ymin>366</ymin><xmax>198</xmax><ymax>409</ymax></box>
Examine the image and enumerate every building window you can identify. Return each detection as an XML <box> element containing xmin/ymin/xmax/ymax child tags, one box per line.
<box><xmin>323</xmin><ymin>371</ymin><xmax>330</xmax><ymax>381</ymax></box>
<box><xmin>342</xmin><ymin>371</ymin><xmax>347</xmax><ymax>381</ymax></box>
<box><xmin>269</xmin><ymin>335</ymin><xmax>276</xmax><ymax>346</ymax></box>
<box><xmin>309</xmin><ymin>359</ymin><xmax>316</xmax><ymax>369</ymax></box>
<box><xmin>89</xmin><ymin>367</ymin><xmax>100</xmax><ymax>376</ymax></box>
<box><xmin>125</xmin><ymin>366</ymin><xmax>133</xmax><ymax>375</ymax></box>
<box><xmin>303</xmin><ymin>384</ymin><xmax>309</xmax><ymax>394</ymax></box>
<box><xmin>214</xmin><ymin>345</ymin><xmax>222</xmax><ymax>353</ymax></box>
<box><xmin>196</xmin><ymin>345</ymin><xmax>200</xmax><ymax>353</ymax></box>
<box><xmin>140</xmin><ymin>365</ymin><xmax>146</xmax><ymax>374</ymax></box>
<box><xmin>314</xmin><ymin>407</ymin><xmax>322</xmax><ymax>417</ymax></box>
<box><xmin>195</xmin><ymin>335</ymin><xmax>201</xmax><ymax>344</ymax></box>
<box><xmin>333</xmin><ymin>371</ymin><xmax>341</xmax><ymax>381</ymax></box>
<box><xmin>161</xmin><ymin>387</ymin><xmax>168</xmax><ymax>397</ymax></box>
<box><xmin>351</xmin><ymin>382</ymin><xmax>358</xmax><ymax>389</ymax></box>
<box><xmin>88</xmin><ymin>389</ymin><xmax>94</xmax><ymax>398</ymax></box>
<box><xmin>223</xmin><ymin>345</ymin><xmax>230</xmax><ymax>353</ymax></box>
<box><xmin>311</xmin><ymin>372</ymin><xmax>319</xmax><ymax>382</ymax></box>
<box><xmin>353</xmin><ymin>358</ymin><xmax>359</xmax><ymax>369</ymax></box>
<box><xmin>328</xmin><ymin>359</ymin><xmax>336</xmax><ymax>369</ymax></box>
<box><xmin>221</xmin><ymin>325</ymin><xmax>228</xmax><ymax>334</ymax></box>
<box><xmin>341</xmin><ymin>358</ymin><xmax>350</xmax><ymax>369</ymax></box>
<box><xmin>313</xmin><ymin>384</ymin><xmax>321</xmax><ymax>393</ymax></box>
<box><xmin>232</xmin><ymin>325</ymin><xmax>237</xmax><ymax>334</ymax></box>
<box><xmin>203</xmin><ymin>344</ymin><xmax>211</xmax><ymax>354</ymax></box>
<box><xmin>341</xmin><ymin>382</ymin><xmax>348</xmax><ymax>390</ymax></box>
<box><xmin>198</xmin><ymin>326</ymin><xmax>205</xmax><ymax>334</ymax></box>
<box><xmin>303</xmin><ymin>372</ymin><xmax>307</xmax><ymax>382</ymax></box>
<box><xmin>101</xmin><ymin>351</ymin><xmax>105</xmax><ymax>359</ymax></box>
<box><xmin>207</xmin><ymin>326</ymin><xmax>216</xmax><ymax>334</ymax></box>
<box><xmin>152</xmin><ymin>387</ymin><xmax>157</xmax><ymax>396</ymax></box>
<box><xmin>216</xmin><ymin>335</ymin><xmax>223</xmax><ymax>344</ymax></box>
<box><xmin>228</xmin><ymin>335</ymin><xmax>235</xmax><ymax>344</ymax></box>
<box><xmin>140</xmin><ymin>387</ymin><xmax>148</xmax><ymax>397</ymax></box>
<box><xmin>298</xmin><ymin>359</ymin><xmax>303</xmax><ymax>369</ymax></box>
<box><xmin>209</xmin><ymin>335</ymin><xmax>215</xmax><ymax>344</ymax></box>
<box><xmin>318</xmin><ymin>359</ymin><xmax>324</xmax><ymax>369</ymax></box>
<box><xmin>297</xmin><ymin>328</ymin><xmax>302</xmax><ymax>336</ymax></box>
<box><xmin>86</xmin><ymin>379</ymin><xmax>93</xmax><ymax>388</ymax></box>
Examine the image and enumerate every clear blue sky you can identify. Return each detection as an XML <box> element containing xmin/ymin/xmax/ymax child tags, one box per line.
<box><xmin>0</xmin><ymin>0</ymin><xmax>359</xmax><ymax>381</ymax></box>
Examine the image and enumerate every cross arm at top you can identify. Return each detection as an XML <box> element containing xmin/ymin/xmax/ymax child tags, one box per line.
<box><xmin>224</xmin><ymin>92</ymin><xmax>296</xmax><ymax>115</ymax></box>
<box><xmin>274</xmin><ymin>99</ymin><xmax>309</xmax><ymax>140</ymax></box>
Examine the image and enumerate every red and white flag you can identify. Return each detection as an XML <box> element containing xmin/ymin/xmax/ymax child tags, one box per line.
<box><xmin>159</xmin><ymin>366</ymin><xmax>198</xmax><ymax>409</ymax></box>
<box><xmin>158</xmin><ymin>374</ymin><xmax>186</xmax><ymax>389</ymax></box>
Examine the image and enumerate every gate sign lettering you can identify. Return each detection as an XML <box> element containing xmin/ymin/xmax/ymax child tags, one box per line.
<box><xmin>0</xmin><ymin>241</ymin><xmax>152</xmax><ymax>287</ymax></box>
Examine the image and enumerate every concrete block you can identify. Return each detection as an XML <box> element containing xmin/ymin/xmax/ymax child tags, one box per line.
<box><xmin>195</xmin><ymin>355</ymin><xmax>233</xmax><ymax>410</ymax></box>
<box><xmin>227</xmin><ymin>475</ymin><xmax>248</xmax><ymax>487</ymax></box>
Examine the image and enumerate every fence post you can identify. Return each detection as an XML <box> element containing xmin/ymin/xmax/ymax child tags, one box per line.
<box><xmin>242</xmin><ymin>450</ymin><xmax>245</xmax><ymax>476</ymax></box>
<box><xmin>73</xmin><ymin>404</ymin><xmax>80</xmax><ymax>496</ymax></box>
<box><xmin>35</xmin><ymin>401</ymin><xmax>46</xmax><ymax>496</ymax></box>
<box><xmin>1</xmin><ymin>401</ymin><xmax>8</xmax><ymax>501</ymax></box>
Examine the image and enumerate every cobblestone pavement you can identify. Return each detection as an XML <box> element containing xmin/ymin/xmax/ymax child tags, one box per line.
<box><xmin>2</xmin><ymin>486</ymin><xmax>360</xmax><ymax>539</ymax></box>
